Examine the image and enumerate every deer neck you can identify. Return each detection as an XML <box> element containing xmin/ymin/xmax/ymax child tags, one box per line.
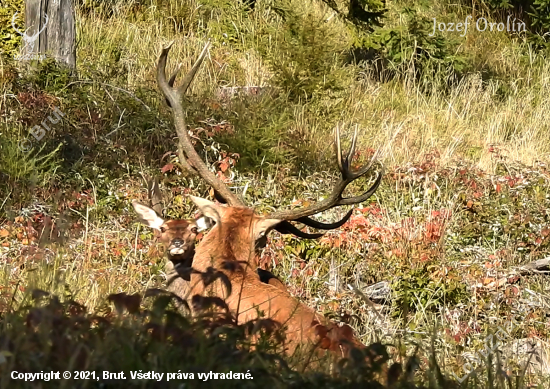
<box><xmin>196</xmin><ymin>222</ymin><xmax>254</xmax><ymax>270</ymax></box>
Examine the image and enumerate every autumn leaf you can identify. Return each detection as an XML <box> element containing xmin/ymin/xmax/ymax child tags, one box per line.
<box><xmin>0</xmin><ymin>229</ymin><xmax>9</xmax><ymax>238</ymax></box>
<box><xmin>161</xmin><ymin>164</ymin><xmax>175</xmax><ymax>173</ymax></box>
<box><xmin>219</xmin><ymin>161</ymin><xmax>229</xmax><ymax>172</ymax></box>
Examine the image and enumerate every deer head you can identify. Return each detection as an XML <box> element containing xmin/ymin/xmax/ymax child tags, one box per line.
<box><xmin>132</xmin><ymin>177</ymin><xmax>212</xmax><ymax>270</ymax></box>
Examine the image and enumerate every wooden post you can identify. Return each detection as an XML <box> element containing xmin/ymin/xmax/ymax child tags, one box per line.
<box><xmin>17</xmin><ymin>0</ymin><xmax>76</xmax><ymax>68</ymax></box>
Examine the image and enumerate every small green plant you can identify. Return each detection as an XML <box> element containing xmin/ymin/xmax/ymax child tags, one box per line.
<box><xmin>0</xmin><ymin>137</ymin><xmax>62</xmax><ymax>190</ymax></box>
<box><xmin>257</xmin><ymin>2</ymin><xmax>353</xmax><ymax>101</ymax></box>
<box><xmin>354</xmin><ymin>7</ymin><xmax>468</xmax><ymax>85</ymax></box>
<box><xmin>392</xmin><ymin>263</ymin><xmax>469</xmax><ymax>316</ymax></box>
<box><xmin>23</xmin><ymin>57</ymin><xmax>73</xmax><ymax>92</ymax></box>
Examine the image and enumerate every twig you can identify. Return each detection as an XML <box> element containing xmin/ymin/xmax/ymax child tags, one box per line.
<box><xmin>515</xmin><ymin>257</ymin><xmax>550</xmax><ymax>275</ymax></box>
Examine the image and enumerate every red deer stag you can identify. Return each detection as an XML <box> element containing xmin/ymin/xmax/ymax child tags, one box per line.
<box><xmin>146</xmin><ymin>40</ymin><xmax>384</xmax><ymax>359</ymax></box>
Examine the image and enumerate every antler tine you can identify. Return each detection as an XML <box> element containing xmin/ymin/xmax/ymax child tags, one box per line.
<box><xmin>274</xmin><ymin>221</ymin><xmax>324</xmax><ymax>239</ymax></box>
<box><xmin>156</xmin><ymin>41</ymin><xmax>244</xmax><ymax>207</ymax></box>
<box><xmin>168</xmin><ymin>63</ymin><xmax>182</xmax><ymax>88</ymax></box>
<box><xmin>272</xmin><ymin>204</ymin><xmax>352</xmax><ymax>240</ymax></box>
<box><xmin>147</xmin><ymin>176</ymin><xmax>164</xmax><ymax>216</ymax></box>
<box><xmin>335</xmin><ymin>126</ymin><xmax>344</xmax><ymax>175</ymax></box>
<box><xmin>157</xmin><ymin>41</ymin><xmax>175</xmax><ymax>98</ymax></box>
<box><xmin>267</xmin><ymin>128</ymin><xmax>383</xmax><ymax>222</ymax></box>
<box><xmin>296</xmin><ymin>209</ymin><xmax>353</xmax><ymax>230</ymax></box>
<box><xmin>346</xmin><ymin>127</ymin><xmax>358</xmax><ymax>173</ymax></box>
<box><xmin>177</xmin><ymin>42</ymin><xmax>211</xmax><ymax>96</ymax></box>
<box><xmin>337</xmin><ymin>166</ymin><xmax>384</xmax><ymax>205</ymax></box>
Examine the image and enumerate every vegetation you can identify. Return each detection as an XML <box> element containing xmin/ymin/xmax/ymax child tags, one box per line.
<box><xmin>1</xmin><ymin>0</ymin><xmax>550</xmax><ymax>387</ymax></box>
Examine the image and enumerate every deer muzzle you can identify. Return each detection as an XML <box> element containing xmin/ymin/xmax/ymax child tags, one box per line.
<box><xmin>168</xmin><ymin>239</ymin><xmax>188</xmax><ymax>255</ymax></box>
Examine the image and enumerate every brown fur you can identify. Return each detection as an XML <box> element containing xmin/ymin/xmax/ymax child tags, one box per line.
<box><xmin>133</xmin><ymin>204</ymin><xmax>286</xmax><ymax>313</ymax></box>
<box><xmin>157</xmin><ymin>219</ymin><xmax>198</xmax><ymax>313</ymax></box>
<box><xmin>188</xmin><ymin>204</ymin><xmax>365</xmax><ymax>358</ymax></box>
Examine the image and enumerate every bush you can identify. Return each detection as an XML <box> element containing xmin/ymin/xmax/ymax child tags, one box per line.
<box><xmin>256</xmin><ymin>1</ymin><xmax>353</xmax><ymax>101</ymax></box>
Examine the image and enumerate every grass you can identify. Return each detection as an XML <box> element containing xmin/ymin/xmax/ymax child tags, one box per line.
<box><xmin>1</xmin><ymin>0</ymin><xmax>550</xmax><ymax>387</ymax></box>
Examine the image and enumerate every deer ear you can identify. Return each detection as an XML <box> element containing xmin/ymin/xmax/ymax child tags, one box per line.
<box><xmin>189</xmin><ymin>196</ymin><xmax>222</xmax><ymax>225</ymax></box>
<box><xmin>196</xmin><ymin>216</ymin><xmax>214</xmax><ymax>232</ymax></box>
<box><xmin>132</xmin><ymin>200</ymin><xmax>164</xmax><ymax>230</ymax></box>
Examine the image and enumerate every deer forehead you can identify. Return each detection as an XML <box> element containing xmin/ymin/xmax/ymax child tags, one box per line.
<box><xmin>220</xmin><ymin>212</ymin><xmax>263</xmax><ymax>228</ymax></box>
<box><xmin>221</xmin><ymin>208</ymin><xmax>262</xmax><ymax>222</ymax></box>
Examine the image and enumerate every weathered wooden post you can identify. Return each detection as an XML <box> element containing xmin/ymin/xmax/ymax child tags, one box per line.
<box><xmin>13</xmin><ymin>0</ymin><xmax>76</xmax><ymax>68</ymax></box>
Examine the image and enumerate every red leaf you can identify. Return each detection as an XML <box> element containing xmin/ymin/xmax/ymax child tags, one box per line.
<box><xmin>161</xmin><ymin>164</ymin><xmax>175</xmax><ymax>173</ymax></box>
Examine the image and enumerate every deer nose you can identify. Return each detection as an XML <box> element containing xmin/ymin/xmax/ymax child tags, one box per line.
<box><xmin>168</xmin><ymin>239</ymin><xmax>186</xmax><ymax>256</ymax></box>
<box><xmin>171</xmin><ymin>239</ymin><xmax>184</xmax><ymax>247</ymax></box>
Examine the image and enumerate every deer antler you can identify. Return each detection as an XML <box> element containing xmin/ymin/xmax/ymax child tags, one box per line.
<box><xmin>156</xmin><ymin>41</ymin><xmax>244</xmax><ymax>207</ymax></box>
<box><xmin>268</xmin><ymin>127</ymin><xmax>384</xmax><ymax>222</ymax></box>
<box><xmin>156</xmin><ymin>41</ymin><xmax>382</xmax><ymax>234</ymax></box>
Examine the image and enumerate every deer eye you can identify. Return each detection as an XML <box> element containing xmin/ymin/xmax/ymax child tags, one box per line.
<box><xmin>191</xmin><ymin>227</ymin><xmax>198</xmax><ymax>234</ymax></box>
<box><xmin>160</xmin><ymin>226</ymin><xmax>166</xmax><ymax>233</ymax></box>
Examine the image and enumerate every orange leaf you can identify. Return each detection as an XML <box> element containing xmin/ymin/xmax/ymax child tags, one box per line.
<box><xmin>219</xmin><ymin>161</ymin><xmax>229</xmax><ymax>172</ymax></box>
<box><xmin>0</xmin><ymin>229</ymin><xmax>9</xmax><ymax>238</ymax></box>
<box><xmin>161</xmin><ymin>163</ymin><xmax>175</xmax><ymax>173</ymax></box>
